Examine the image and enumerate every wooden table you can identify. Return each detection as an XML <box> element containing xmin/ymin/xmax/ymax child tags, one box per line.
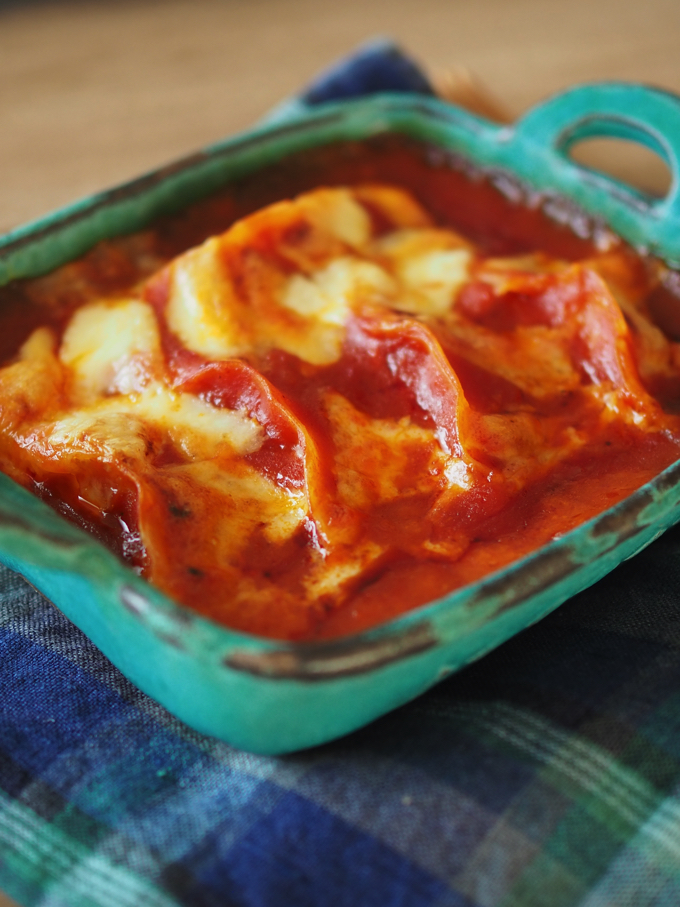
<box><xmin>1</xmin><ymin>1</ymin><xmax>679</xmax><ymax>904</ymax></box>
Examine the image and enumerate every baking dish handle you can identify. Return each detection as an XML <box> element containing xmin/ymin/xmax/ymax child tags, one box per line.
<box><xmin>504</xmin><ymin>82</ymin><xmax>680</xmax><ymax>260</ymax></box>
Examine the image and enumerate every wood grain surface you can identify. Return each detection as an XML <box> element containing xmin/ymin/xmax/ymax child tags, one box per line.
<box><xmin>1</xmin><ymin>1</ymin><xmax>680</xmax><ymax>905</ymax></box>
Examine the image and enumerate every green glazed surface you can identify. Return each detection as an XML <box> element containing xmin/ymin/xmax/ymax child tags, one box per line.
<box><xmin>2</xmin><ymin>84</ymin><xmax>680</xmax><ymax>753</ymax></box>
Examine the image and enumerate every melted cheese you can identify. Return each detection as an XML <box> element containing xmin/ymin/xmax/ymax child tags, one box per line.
<box><xmin>60</xmin><ymin>298</ymin><xmax>163</xmax><ymax>401</ymax></box>
<box><xmin>298</xmin><ymin>187</ymin><xmax>373</xmax><ymax>247</ymax></box>
<box><xmin>166</xmin><ymin>238</ymin><xmax>248</xmax><ymax>360</ymax></box>
<box><xmin>1</xmin><ymin>182</ymin><xmax>679</xmax><ymax>640</ymax></box>
<box><xmin>279</xmin><ymin>258</ymin><xmax>396</xmax><ymax>364</ymax></box>
<box><xmin>375</xmin><ymin>228</ymin><xmax>473</xmax><ymax>315</ymax></box>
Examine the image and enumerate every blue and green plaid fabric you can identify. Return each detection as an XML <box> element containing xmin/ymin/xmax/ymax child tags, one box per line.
<box><xmin>4</xmin><ymin>42</ymin><xmax>680</xmax><ymax>907</ymax></box>
<box><xmin>5</xmin><ymin>521</ymin><xmax>680</xmax><ymax>907</ymax></box>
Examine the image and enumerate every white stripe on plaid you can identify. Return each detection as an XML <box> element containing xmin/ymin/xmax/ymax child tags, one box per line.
<box><xmin>424</xmin><ymin>700</ymin><xmax>680</xmax><ymax>864</ymax></box>
<box><xmin>0</xmin><ymin>789</ymin><xmax>179</xmax><ymax>907</ymax></box>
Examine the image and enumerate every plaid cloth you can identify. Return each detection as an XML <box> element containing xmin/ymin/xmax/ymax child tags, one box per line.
<box><xmin>4</xmin><ymin>41</ymin><xmax>680</xmax><ymax>907</ymax></box>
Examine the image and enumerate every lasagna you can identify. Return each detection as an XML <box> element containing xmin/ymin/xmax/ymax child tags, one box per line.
<box><xmin>1</xmin><ymin>179</ymin><xmax>680</xmax><ymax>640</ymax></box>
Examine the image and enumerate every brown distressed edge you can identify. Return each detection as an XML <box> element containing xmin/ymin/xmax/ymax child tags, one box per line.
<box><xmin>224</xmin><ymin>621</ymin><xmax>437</xmax><ymax>681</ymax></box>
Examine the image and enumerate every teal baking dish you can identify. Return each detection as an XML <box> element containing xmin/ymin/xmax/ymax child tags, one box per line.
<box><xmin>3</xmin><ymin>82</ymin><xmax>680</xmax><ymax>754</ymax></box>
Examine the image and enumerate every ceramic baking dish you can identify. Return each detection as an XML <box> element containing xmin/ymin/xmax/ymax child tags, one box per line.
<box><xmin>2</xmin><ymin>81</ymin><xmax>680</xmax><ymax>754</ymax></box>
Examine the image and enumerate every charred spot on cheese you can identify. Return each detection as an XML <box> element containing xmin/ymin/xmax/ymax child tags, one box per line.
<box><xmin>1</xmin><ymin>178</ymin><xmax>680</xmax><ymax>641</ymax></box>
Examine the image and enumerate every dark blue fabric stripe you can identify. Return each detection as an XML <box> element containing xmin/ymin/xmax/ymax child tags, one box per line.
<box><xmin>164</xmin><ymin>790</ymin><xmax>461</xmax><ymax>907</ymax></box>
<box><xmin>1</xmin><ymin>628</ymin><xmax>212</xmax><ymax>812</ymax></box>
<box><xmin>0</xmin><ymin>570</ymin><xmax>152</xmax><ymax>705</ymax></box>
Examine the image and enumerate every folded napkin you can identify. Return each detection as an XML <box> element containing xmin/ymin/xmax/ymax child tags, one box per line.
<box><xmin>4</xmin><ymin>41</ymin><xmax>680</xmax><ymax>907</ymax></box>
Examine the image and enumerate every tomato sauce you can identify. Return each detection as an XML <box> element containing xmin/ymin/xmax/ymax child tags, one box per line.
<box><xmin>1</xmin><ymin>135</ymin><xmax>680</xmax><ymax>641</ymax></box>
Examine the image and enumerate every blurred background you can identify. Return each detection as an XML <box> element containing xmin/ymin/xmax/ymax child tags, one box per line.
<box><xmin>2</xmin><ymin>0</ymin><xmax>680</xmax><ymax>236</ymax></box>
<box><xmin>1</xmin><ymin>2</ymin><xmax>680</xmax><ymax>905</ymax></box>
